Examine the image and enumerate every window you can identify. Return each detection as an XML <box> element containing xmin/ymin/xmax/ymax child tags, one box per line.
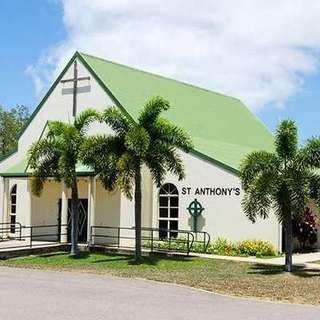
<box><xmin>158</xmin><ymin>183</ymin><xmax>179</xmax><ymax>239</ymax></box>
<box><xmin>9</xmin><ymin>185</ymin><xmax>17</xmax><ymax>234</ymax></box>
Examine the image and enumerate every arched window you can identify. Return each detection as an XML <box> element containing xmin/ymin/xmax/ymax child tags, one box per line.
<box><xmin>9</xmin><ymin>185</ymin><xmax>17</xmax><ymax>234</ymax></box>
<box><xmin>158</xmin><ymin>183</ymin><xmax>179</xmax><ymax>239</ymax></box>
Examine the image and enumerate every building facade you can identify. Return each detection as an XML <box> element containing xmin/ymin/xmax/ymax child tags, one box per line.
<box><xmin>0</xmin><ymin>52</ymin><xmax>282</xmax><ymax>250</ymax></box>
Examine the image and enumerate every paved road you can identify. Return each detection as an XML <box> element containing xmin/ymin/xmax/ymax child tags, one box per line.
<box><xmin>0</xmin><ymin>267</ymin><xmax>319</xmax><ymax>320</ymax></box>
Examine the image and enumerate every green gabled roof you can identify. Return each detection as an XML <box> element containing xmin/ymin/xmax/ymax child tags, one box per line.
<box><xmin>2</xmin><ymin>52</ymin><xmax>274</xmax><ymax>176</ymax></box>
<box><xmin>79</xmin><ymin>52</ymin><xmax>274</xmax><ymax>172</ymax></box>
<box><xmin>2</xmin><ymin>159</ymin><xmax>94</xmax><ymax>177</ymax></box>
<box><xmin>2</xmin><ymin>158</ymin><xmax>29</xmax><ymax>176</ymax></box>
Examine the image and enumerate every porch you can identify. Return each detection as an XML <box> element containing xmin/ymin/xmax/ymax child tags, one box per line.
<box><xmin>1</xmin><ymin>176</ymin><xmax>126</xmax><ymax>244</ymax></box>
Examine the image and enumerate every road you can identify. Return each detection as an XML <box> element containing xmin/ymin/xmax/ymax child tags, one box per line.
<box><xmin>0</xmin><ymin>267</ymin><xmax>319</xmax><ymax>320</ymax></box>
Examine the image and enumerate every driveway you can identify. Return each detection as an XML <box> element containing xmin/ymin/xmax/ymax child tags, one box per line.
<box><xmin>0</xmin><ymin>267</ymin><xmax>319</xmax><ymax>320</ymax></box>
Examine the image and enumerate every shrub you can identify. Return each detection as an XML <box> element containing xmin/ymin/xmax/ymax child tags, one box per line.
<box><xmin>237</xmin><ymin>239</ymin><xmax>277</xmax><ymax>257</ymax></box>
<box><xmin>207</xmin><ymin>237</ymin><xmax>238</xmax><ymax>256</ymax></box>
<box><xmin>144</xmin><ymin>237</ymin><xmax>189</xmax><ymax>252</ymax></box>
<box><xmin>144</xmin><ymin>237</ymin><xmax>277</xmax><ymax>257</ymax></box>
<box><xmin>190</xmin><ymin>241</ymin><xmax>207</xmax><ymax>253</ymax></box>
<box><xmin>293</xmin><ymin>207</ymin><xmax>318</xmax><ymax>250</ymax></box>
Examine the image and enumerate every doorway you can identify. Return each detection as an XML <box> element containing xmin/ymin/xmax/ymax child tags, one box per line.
<box><xmin>58</xmin><ymin>199</ymin><xmax>88</xmax><ymax>243</ymax></box>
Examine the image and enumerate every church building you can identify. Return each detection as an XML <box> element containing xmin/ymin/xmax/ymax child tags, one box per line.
<box><xmin>0</xmin><ymin>52</ymin><xmax>282</xmax><ymax>250</ymax></box>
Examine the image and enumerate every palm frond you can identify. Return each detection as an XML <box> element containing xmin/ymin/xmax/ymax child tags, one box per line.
<box><xmin>98</xmin><ymin>155</ymin><xmax>120</xmax><ymax>192</ymax></box>
<box><xmin>145</xmin><ymin>153</ymin><xmax>167</xmax><ymax>187</ymax></box>
<box><xmin>240</xmin><ymin>151</ymin><xmax>279</xmax><ymax>190</ymax></box>
<box><xmin>138</xmin><ymin>96</ymin><xmax>170</xmax><ymax>127</ymax></box>
<box><xmin>286</xmin><ymin>165</ymin><xmax>310</xmax><ymax>216</ymax></box>
<box><xmin>308</xmin><ymin>172</ymin><xmax>320</xmax><ymax>203</ymax></box>
<box><xmin>125</xmin><ymin>126</ymin><xmax>150</xmax><ymax>157</ymax></box>
<box><xmin>272</xmin><ymin>181</ymin><xmax>291</xmax><ymax>225</ymax></box>
<box><xmin>116</xmin><ymin>153</ymin><xmax>136</xmax><ymax>199</ymax></box>
<box><xmin>103</xmin><ymin>107</ymin><xmax>131</xmax><ymax>135</ymax></box>
<box><xmin>241</xmin><ymin>171</ymin><xmax>275</xmax><ymax>223</ymax></box>
<box><xmin>147</xmin><ymin>144</ymin><xmax>185</xmax><ymax>182</ymax></box>
<box><xmin>30</xmin><ymin>176</ymin><xmax>45</xmax><ymax>197</ymax></box>
<box><xmin>275</xmin><ymin>119</ymin><xmax>298</xmax><ymax>161</ymax></box>
<box><xmin>80</xmin><ymin>135</ymin><xmax>125</xmax><ymax>170</ymax></box>
<box><xmin>300</xmin><ymin>137</ymin><xmax>320</xmax><ymax>168</ymax></box>
<box><xmin>74</xmin><ymin>108</ymin><xmax>100</xmax><ymax>133</ymax></box>
<box><xmin>152</xmin><ymin>118</ymin><xmax>193</xmax><ymax>151</ymax></box>
<box><xmin>28</xmin><ymin>141</ymin><xmax>61</xmax><ymax>196</ymax></box>
<box><xmin>47</xmin><ymin>121</ymin><xmax>71</xmax><ymax>138</ymax></box>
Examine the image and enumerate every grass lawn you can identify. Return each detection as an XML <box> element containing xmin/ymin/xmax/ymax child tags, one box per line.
<box><xmin>1</xmin><ymin>252</ymin><xmax>320</xmax><ymax>305</ymax></box>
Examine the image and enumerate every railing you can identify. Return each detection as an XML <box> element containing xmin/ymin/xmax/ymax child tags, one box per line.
<box><xmin>0</xmin><ymin>223</ymin><xmax>69</xmax><ymax>251</ymax></box>
<box><xmin>184</xmin><ymin>230</ymin><xmax>211</xmax><ymax>253</ymax></box>
<box><xmin>0</xmin><ymin>221</ymin><xmax>211</xmax><ymax>255</ymax></box>
<box><xmin>0</xmin><ymin>222</ymin><xmax>22</xmax><ymax>241</ymax></box>
<box><xmin>90</xmin><ymin>226</ymin><xmax>210</xmax><ymax>254</ymax></box>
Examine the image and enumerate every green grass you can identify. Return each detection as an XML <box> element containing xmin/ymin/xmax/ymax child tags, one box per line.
<box><xmin>1</xmin><ymin>252</ymin><xmax>320</xmax><ymax>305</ymax></box>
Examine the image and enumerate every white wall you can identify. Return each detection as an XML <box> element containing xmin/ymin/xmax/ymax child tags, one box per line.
<box><xmin>95</xmin><ymin>181</ymin><xmax>121</xmax><ymax>227</ymax></box>
<box><xmin>149</xmin><ymin>151</ymin><xmax>281</xmax><ymax>250</ymax></box>
<box><xmin>31</xmin><ymin>181</ymin><xmax>61</xmax><ymax>226</ymax></box>
<box><xmin>2</xmin><ymin>178</ymin><xmax>32</xmax><ymax>239</ymax></box>
<box><xmin>0</xmin><ymin>57</ymin><xmax>115</xmax><ymax>174</ymax></box>
<box><xmin>0</xmin><ymin>57</ymin><xmax>120</xmax><ymax>239</ymax></box>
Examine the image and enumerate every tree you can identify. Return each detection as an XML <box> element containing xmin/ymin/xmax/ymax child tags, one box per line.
<box><xmin>28</xmin><ymin>109</ymin><xmax>99</xmax><ymax>256</ymax></box>
<box><xmin>81</xmin><ymin>97</ymin><xmax>193</xmax><ymax>261</ymax></box>
<box><xmin>0</xmin><ymin>105</ymin><xmax>29</xmax><ymax>156</ymax></box>
<box><xmin>240</xmin><ymin>120</ymin><xmax>320</xmax><ymax>272</ymax></box>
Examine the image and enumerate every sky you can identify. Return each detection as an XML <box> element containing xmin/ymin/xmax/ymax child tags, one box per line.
<box><xmin>0</xmin><ymin>0</ymin><xmax>320</xmax><ymax>143</ymax></box>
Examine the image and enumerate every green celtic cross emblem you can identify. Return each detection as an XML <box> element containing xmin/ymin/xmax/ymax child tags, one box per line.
<box><xmin>187</xmin><ymin>199</ymin><xmax>204</xmax><ymax>232</ymax></box>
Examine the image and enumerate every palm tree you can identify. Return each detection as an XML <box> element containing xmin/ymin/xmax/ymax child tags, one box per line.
<box><xmin>240</xmin><ymin>120</ymin><xmax>320</xmax><ymax>272</ymax></box>
<box><xmin>28</xmin><ymin>109</ymin><xmax>99</xmax><ymax>256</ymax></box>
<box><xmin>81</xmin><ymin>97</ymin><xmax>193</xmax><ymax>260</ymax></box>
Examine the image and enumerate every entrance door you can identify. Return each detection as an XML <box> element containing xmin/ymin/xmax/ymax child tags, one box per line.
<box><xmin>58</xmin><ymin>199</ymin><xmax>88</xmax><ymax>243</ymax></box>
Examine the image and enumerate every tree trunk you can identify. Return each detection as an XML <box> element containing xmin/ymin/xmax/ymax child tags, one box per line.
<box><xmin>284</xmin><ymin>212</ymin><xmax>293</xmax><ymax>272</ymax></box>
<box><xmin>134</xmin><ymin>166</ymin><xmax>142</xmax><ymax>261</ymax></box>
<box><xmin>70</xmin><ymin>177</ymin><xmax>79</xmax><ymax>257</ymax></box>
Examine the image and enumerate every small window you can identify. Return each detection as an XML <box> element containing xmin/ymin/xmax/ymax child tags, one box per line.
<box><xmin>9</xmin><ymin>185</ymin><xmax>17</xmax><ymax>234</ymax></box>
<box><xmin>158</xmin><ymin>183</ymin><xmax>179</xmax><ymax>239</ymax></box>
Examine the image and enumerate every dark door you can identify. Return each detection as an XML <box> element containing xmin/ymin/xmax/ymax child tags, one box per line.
<box><xmin>58</xmin><ymin>199</ymin><xmax>88</xmax><ymax>243</ymax></box>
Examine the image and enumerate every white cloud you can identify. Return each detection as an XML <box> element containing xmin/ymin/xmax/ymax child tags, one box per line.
<box><xmin>28</xmin><ymin>0</ymin><xmax>320</xmax><ymax>111</ymax></box>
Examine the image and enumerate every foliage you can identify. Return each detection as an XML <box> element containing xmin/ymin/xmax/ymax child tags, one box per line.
<box><xmin>28</xmin><ymin>109</ymin><xmax>99</xmax><ymax>194</ymax></box>
<box><xmin>144</xmin><ymin>236</ymin><xmax>277</xmax><ymax>257</ymax></box>
<box><xmin>81</xmin><ymin>97</ymin><xmax>193</xmax><ymax>198</ymax></box>
<box><xmin>145</xmin><ymin>238</ymin><xmax>191</xmax><ymax>252</ymax></box>
<box><xmin>293</xmin><ymin>207</ymin><xmax>318</xmax><ymax>250</ymax></box>
<box><xmin>0</xmin><ymin>105</ymin><xmax>29</xmax><ymax>156</ymax></box>
<box><xmin>81</xmin><ymin>97</ymin><xmax>193</xmax><ymax>260</ymax></box>
<box><xmin>237</xmin><ymin>239</ymin><xmax>277</xmax><ymax>257</ymax></box>
<box><xmin>240</xmin><ymin>119</ymin><xmax>320</xmax><ymax>271</ymax></box>
<box><xmin>207</xmin><ymin>237</ymin><xmax>238</xmax><ymax>256</ymax></box>
<box><xmin>28</xmin><ymin>109</ymin><xmax>99</xmax><ymax>255</ymax></box>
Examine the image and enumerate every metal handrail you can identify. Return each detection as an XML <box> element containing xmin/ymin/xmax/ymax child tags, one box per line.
<box><xmin>0</xmin><ymin>221</ymin><xmax>210</xmax><ymax>254</ymax></box>
<box><xmin>90</xmin><ymin>225</ymin><xmax>197</xmax><ymax>254</ymax></box>
<box><xmin>0</xmin><ymin>223</ymin><xmax>69</xmax><ymax>251</ymax></box>
<box><xmin>0</xmin><ymin>222</ymin><xmax>22</xmax><ymax>241</ymax></box>
<box><xmin>186</xmin><ymin>230</ymin><xmax>211</xmax><ymax>252</ymax></box>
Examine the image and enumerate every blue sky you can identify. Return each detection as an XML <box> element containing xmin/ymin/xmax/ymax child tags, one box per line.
<box><xmin>258</xmin><ymin>72</ymin><xmax>320</xmax><ymax>143</ymax></box>
<box><xmin>0</xmin><ymin>0</ymin><xmax>65</xmax><ymax>107</ymax></box>
<box><xmin>0</xmin><ymin>0</ymin><xmax>319</xmax><ymax>142</ymax></box>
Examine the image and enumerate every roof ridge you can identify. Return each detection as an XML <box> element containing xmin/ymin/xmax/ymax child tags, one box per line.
<box><xmin>79</xmin><ymin>52</ymin><xmax>242</xmax><ymax>103</ymax></box>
